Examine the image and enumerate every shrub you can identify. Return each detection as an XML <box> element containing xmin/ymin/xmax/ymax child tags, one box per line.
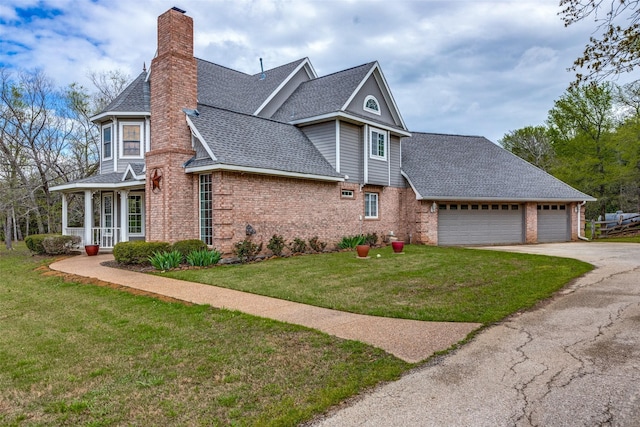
<box><xmin>289</xmin><ymin>237</ymin><xmax>307</xmax><ymax>254</ymax></box>
<box><xmin>267</xmin><ymin>234</ymin><xmax>286</xmax><ymax>257</ymax></box>
<box><xmin>308</xmin><ymin>236</ymin><xmax>327</xmax><ymax>253</ymax></box>
<box><xmin>172</xmin><ymin>239</ymin><xmax>208</xmax><ymax>261</ymax></box>
<box><xmin>42</xmin><ymin>235</ymin><xmax>81</xmax><ymax>255</ymax></box>
<box><xmin>186</xmin><ymin>249</ymin><xmax>222</xmax><ymax>267</ymax></box>
<box><xmin>233</xmin><ymin>238</ymin><xmax>263</xmax><ymax>263</ymax></box>
<box><xmin>113</xmin><ymin>241</ymin><xmax>171</xmax><ymax>265</ymax></box>
<box><xmin>337</xmin><ymin>235</ymin><xmax>366</xmax><ymax>249</ymax></box>
<box><xmin>149</xmin><ymin>250</ymin><xmax>183</xmax><ymax>271</ymax></box>
<box><xmin>25</xmin><ymin>234</ymin><xmax>57</xmax><ymax>254</ymax></box>
<box><xmin>364</xmin><ymin>232</ymin><xmax>378</xmax><ymax>247</ymax></box>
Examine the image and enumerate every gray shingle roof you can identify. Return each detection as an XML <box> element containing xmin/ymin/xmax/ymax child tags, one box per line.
<box><xmin>197</xmin><ymin>58</ymin><xmax>307</xmax><ymax>114</ymax></box>
<box><xmin>187</xmin><ymin>104</ymin><xmax>342</xmax><ymax>179</ymax></box>
<box><xmin>402</xmin><ymin>132</ymin><xmax>595</xmax><ymax>201</ymax></box>
<box><xmin>271</xmin><ymin>62</ymin><xmax>375</xmax><ymax>122</ymax></box>
<box><xmin>101</xmin><ymin>71</ymin><xmax>150</xmax><ymax>113</ymax></box>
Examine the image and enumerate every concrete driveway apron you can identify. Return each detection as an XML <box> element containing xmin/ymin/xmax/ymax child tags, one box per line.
<box><xmin>311</xmin><ymin>243</ymin><xmax>640</xmax><ymax>427</ymax></box>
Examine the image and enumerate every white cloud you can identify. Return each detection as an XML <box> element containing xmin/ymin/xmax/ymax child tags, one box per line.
<box><xmin>1</xmin><ymin>0</ymin><xmax>631</xmax><ymax>143</ymax></box>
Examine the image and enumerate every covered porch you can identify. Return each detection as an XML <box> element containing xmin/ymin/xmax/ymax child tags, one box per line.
<box><xmin>52</xmin><ymin>168</ymin><xmax>146</xmax><ymax>250</ymax></box>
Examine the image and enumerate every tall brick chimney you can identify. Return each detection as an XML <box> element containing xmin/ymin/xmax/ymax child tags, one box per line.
<box><xmin>146</xmin><ymin>7</ymin><xmax>198</xmax><ymax>242</ymax></box>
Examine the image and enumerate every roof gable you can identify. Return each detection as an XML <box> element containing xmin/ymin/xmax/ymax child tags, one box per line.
<box><xmin>402</xmin><ymin>132</ymin><xmax>595</xmax><ymax>202</ymax></box>
<box><xmin>197</xmin><ymin>57</ymin><xmax>311</xmax><ymax>115</ymax></box>
<box><xmin>186</xmin><ymin>104</ymin><xmax>342</xmax><ymax>180</ymax></box>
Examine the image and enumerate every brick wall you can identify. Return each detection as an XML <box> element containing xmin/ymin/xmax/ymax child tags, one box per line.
<box><xmin>525</xmin><ymin>202</ymin><xmax>537</xmax><ymax>243</ymax></box>
<box><xmin>146</xmin><ymin>8</ymin><xmax>198</xmax><ymax>243</ymax></box>
<box><xmin>208</xmin><ymin>171</ymin><xmax>409</xmax><ymax>254</ymax></box>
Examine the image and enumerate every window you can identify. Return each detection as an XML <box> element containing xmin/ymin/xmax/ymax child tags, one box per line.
<box><xmin>128</xmin><ymin>194</ymin><xmax>144</xmax><ymax>235</ymax></box>
<box><xmin>512</xmin><ymin>205</ymin><xmax>519</xmax><ymax>210</ymax></box>
<box><xmin>450</xmin><ymin>204</ymin><xmax>458</xmax><ymax>210</ymax></box>
<box><xmin>102</xmin><ymin>125</ymin><xmax>112</xmax><ymax>159</ymax></box>
<box><xmin>439</xmin><ymin>204</ymin><xmax>447</xmax><ymax>210</ymax></box>
<box><xmin>363</xmin><ymin>95</ymin><xmax>381</xmax><ymax>115</ymax></box>
<box><xmin>341</xmin><ymin>189</ymin><xmax>354</xmax><ymax>198</ymax></box>
<box><xmin>471</xmin><ymin>204</ymin><xmax>479</xmax><ymax>210</ymax></box>
<box><xmin>364</xmin><ymin>192</ymin><xmax>378</xmax><ymax>218</ymax></box>
<box><xmin>120</xmin><ymin>122</ymin><xmax>143</xmax><ymax>158</ymax></box>
<box><xmin>370</xmin><ymin>128</ymin><xmax>386</xmax><ymax>160</ymax></box>
<box><xmin>461</xmin><ymin>204</ymin><xmax>469</xmax><ymax>210</ymax></box>
<box><xmin>200</xmin><ymin>174</ymin><xmax>213</xmax><ymax>245</ymax></box>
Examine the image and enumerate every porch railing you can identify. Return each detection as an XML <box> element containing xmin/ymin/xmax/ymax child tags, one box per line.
<box><xmin>63</xmin><ymin>227</ymin><xmax>121</xmax><ymax>249</ymax></box>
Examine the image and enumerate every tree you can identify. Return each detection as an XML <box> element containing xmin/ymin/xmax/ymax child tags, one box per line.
<box><xmin>560</xmin><ymin>0</ymin><xmax>640</xmax><ymax>84</ymax></box>
<box><xmin>89</xmin><ymin>70</ymin><xmax>130</xmax><ymax>113</ymax></box>
<box><xmin>499</xmin><ymin>126</ymin><xmax>555</xmax><ymax>171</ymax></box>
<box><xmin>547</xmin><ymin>82</ymin><xmax>620</xmax><ymax>218</ymax></box>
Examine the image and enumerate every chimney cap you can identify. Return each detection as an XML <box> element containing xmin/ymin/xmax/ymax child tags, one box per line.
<box><xmin>171</xmin><ymin>6</ymin><xmax>186</xmax><ymax>13</ymax></box>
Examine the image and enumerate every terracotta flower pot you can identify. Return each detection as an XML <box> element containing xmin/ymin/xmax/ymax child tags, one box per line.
<box><xmin>85</xmin><ymin>244</ymin><xmax>99</xmax><ymax>256</ymax></box>
<box><xmin>391</xmin><ymin>241</ymin><xmax>404</xmax><ymax>253</ymax></box>
<box><xmin>356</xmin><ymin>244</ymin><xmax>370</xmax><ymax>258</ymax></box>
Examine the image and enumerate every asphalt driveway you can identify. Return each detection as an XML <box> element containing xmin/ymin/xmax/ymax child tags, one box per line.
<box><xmin>310</xmin><ymin>242</ymin><xmax>640</xmax><ymax>426</ymax></box>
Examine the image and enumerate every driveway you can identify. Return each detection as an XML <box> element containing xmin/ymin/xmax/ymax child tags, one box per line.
<box><xmin>310</xmin><ymin>242</ymin><xmax>640</xmax><ymax>426</ymax></box>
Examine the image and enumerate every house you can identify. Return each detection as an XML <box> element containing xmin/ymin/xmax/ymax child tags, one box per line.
<box><xmin>51</xmin><ymin>7</ymin><xmax>595</xmax><ymax>253</ymax></box>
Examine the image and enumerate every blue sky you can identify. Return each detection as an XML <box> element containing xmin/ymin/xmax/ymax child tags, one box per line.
<box><xmin>1</xmin><ymin>0</ymin><xmax>636</xmax><ymax>142</ymax></box>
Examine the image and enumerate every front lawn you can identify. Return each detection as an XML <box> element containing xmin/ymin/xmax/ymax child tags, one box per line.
<box><xmin>0</xmin><ymin>244</ymin><xmax>408</xmax><ymax>426</ymax></box>
<box><xmin>166</xmin><ymin>245</ymin><xmax>593</xmax><ymax>324</ymax></box>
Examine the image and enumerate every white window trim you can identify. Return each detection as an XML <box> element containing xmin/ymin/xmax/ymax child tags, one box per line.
<box><xmin>119</xmin><ymin>121</ymin><xmax>144</xmax><ymax>159</ymax></box>
<box><xmin>101</xmin><ymin>192</ymin><xmax>114</xmax><ymax>231</ymax></box>
<box><xmin>363</xmin><ymin>95</ymin><xmax>381</xmax><ymax>115</ymax></box>
<box><xmin>341</xmin><ymin>189</ymin><xmax>354</xmax><ymax>198</ymax></box>
<box><xmin>369</xmin><ymin>127</ymin><xmax>387</xmax><ymax>161</ymax></box>
<box><xmin>102</xmin><ymin>124</ymin><xmax>113</xmax><ymax>161</ymax></box>
<box><xmin>364</xmin><ymin>192</ymin><xmax>379</xmax><ymax>219</ymax></box>
<box><xmin>199</xmin><ymin>174</ymin><xmax>213</xmax><ymax>246</ymax></box>
<box><xmin>127</xmin><ymin>192</ymin><xmax>145</xmax><ymax>237</ymax></box>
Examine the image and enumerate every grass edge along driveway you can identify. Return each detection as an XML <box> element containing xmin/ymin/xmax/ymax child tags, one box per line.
<box><xmin>165</xmin><ymin>245</ymin><xmax>594</xmax><ymax>324</ymax></box>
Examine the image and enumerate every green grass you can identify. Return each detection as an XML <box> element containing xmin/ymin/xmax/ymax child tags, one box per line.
<box><xmin>591</xmin><ymin>235</ymin><xmax>640</xmax><ymax>243</ymax></box>
<box><xmin>0</xmin><ymin>244</ymin><xmax>409</xmax><ymax>426</ymax></box>
<box><xmin>166</xmin><ymin>245</ymin><xmax>593</xmax><ymax>324</ymax></box>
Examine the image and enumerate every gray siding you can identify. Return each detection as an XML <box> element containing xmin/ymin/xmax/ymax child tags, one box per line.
<box><xmin>300</xmin><ymin>121</ymin><xmax>336</xmax><ymax>168</ymax></box>
<box><xmin>367</xmin><ymin>157</ymin><xmax>388</xmax><ymax>186</ymax></box>
<box><xmin>340</xmin><ymin>122</ymin><xmax>362</xmax><ymax>183</ymax></box>
<box><xmin>260</xmin><ymin>68</ymin><xmax>311</xmax><ymax>118</ymax></box>
<box><xmin>194</xmin><ymin>137</ymin><xmax>210</xmax><ymax>160</ymax></box>
<box><xmin>390</xmin><ymin>135</ymin><xmax>404</xmax><ymax>187</ymax></box>
<box><xmin>346</xmin><ymin>74</ymin><xmax>396</xmax><ymax>126</ymax></box>
<box><xmin>101</xmin><ymin>158</ymin><xmax>114</xmax><ymax>174</ymax></box>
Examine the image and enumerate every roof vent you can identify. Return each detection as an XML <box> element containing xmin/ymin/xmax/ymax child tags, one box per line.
<box><xmin>259</xmin><ymin>58</ymin><xmax>266</xmax><ymax>80</ymax></box>
<box><xmin>171</xmin><ymin>6</ymin><xmax>186</xmax><ymax>13</ymax></box>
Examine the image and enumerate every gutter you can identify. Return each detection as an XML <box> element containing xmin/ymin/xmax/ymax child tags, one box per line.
<box><xmin>577</xmin><ymin>200</ymin><xmax>589</xmax><ymax>241</ymax></box>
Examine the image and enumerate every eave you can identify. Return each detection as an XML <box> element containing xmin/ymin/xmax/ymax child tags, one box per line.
<box><xmin>184</xmin><ymin>163</ymin><xmax>344</xmax><ymax>182</ymax></box>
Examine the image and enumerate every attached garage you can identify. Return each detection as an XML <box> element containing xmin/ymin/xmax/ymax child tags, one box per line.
<box><xmin>537</xmin><ymin>204</ymin><xmax>570</xmax><ymax>243</ymax></box>
<box><xmin>438</xmin><ymin>203</ymin><xmax>524</xmax><ymax>245</ymax></box>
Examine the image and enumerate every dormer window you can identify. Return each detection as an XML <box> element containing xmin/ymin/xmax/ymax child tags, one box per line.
<box><xmin>364</xmin><ymin>95</ymin><xmax>380</xmax><ymax>115</ymax></box>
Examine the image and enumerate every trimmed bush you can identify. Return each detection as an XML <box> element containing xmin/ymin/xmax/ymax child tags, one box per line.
<box><xmin>364</xmin><ymin>232</ymin><xmax>378</xmax><ymax>247</ymax></box>
<box><xmin>42</xmin><ymin>235</ymin><xmax>81</xmax><ymax>255</ymax></box>
<box><xmin>25</xmin><ymin>234</ymin><xmax>57</xmax><ymax>254</ymax></box>
<box><xmin>172</xmin><ymin>239</ymin><xmax>208</xmax><ymax>261</ymax></box>
<box><xmin>267</xmin><ymin>234</ymin><xmax>286</xmax><ymax>257</ymax></box>
<box><xmin>289</xmin><ymin>237</ymin><xmax>307</xmax><ymax>254</ymax></box>
<box><xmin>186</xmin><ymin>248</ymin><xmax>222</xmax><ymax>267</ymax></box>
<box><xmin>113</xmin><ymin>241</ymin><xmax>171</xmax><ymax>265</ymax></box>
<box><xmin>308</xmin><ymin>236</ymin><xmax>327</xmax><ymax>253</ymax></box>
<box><xmin>233</xmin><ymin>238</ymin><xmax>263</xmax><ymax>263</ymax></box>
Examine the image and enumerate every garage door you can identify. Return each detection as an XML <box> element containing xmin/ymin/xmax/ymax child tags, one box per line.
<box><xmin>438</xmin><ymin>203</ymin><xmax>524</xmax><ymax>245</ymax></box>
<box><xmin>537</xmin><ymin>204</ymin><xmax>570</xmax><ymax>243</ymax></box>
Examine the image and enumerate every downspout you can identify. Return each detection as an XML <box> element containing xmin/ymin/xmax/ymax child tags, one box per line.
<box><xmin>577</xmin><ymin>201</ymin><xmax>589</xmax><ymax>241</ymax></box>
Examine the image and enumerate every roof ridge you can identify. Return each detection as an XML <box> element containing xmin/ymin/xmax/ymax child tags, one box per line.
<box><xmin>196</xmin><ymin>57</ymin><xmax>251</xmax><ymax>76</ymax></box>
<box><xmin>312</xmin><ymin>61</ymin><xmax>375</xmax><ymax>81</ymax></box>
<box><xmin>410</xmin><ymin>131</ymin><xmax>485</xmax><ymax>139</ymax></box>
<box><xmin>250</xmin><ymin>57</ymin><xmax>307</xmax><ymax>77</ymax></box>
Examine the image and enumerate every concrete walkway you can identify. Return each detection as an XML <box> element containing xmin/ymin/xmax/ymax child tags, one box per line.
<box><xmin>49</xmin><ymin>254</ymin><xmax>481</xmax><ymax>363</ymax></box>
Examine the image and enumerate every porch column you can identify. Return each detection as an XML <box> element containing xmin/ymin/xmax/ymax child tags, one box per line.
<box><xmin>61</xmin><ymin>193</ymin><xmax>68</xmax><ymax>235</ymax></box>
<box><xmin>84</xmin><ymin>190</ymin><xmax>93</xmax><ymax>246</ymax></box>
<box><xmin>120</xmin><ymin>190</ymin><xmax>129</xmax><ymax>242</ymax></box>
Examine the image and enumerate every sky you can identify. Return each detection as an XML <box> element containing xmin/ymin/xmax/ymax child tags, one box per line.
<box><xmin>1</xmin><ymin>0</ymin><xmax>637</xmax><ymax>143</ymax></box>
